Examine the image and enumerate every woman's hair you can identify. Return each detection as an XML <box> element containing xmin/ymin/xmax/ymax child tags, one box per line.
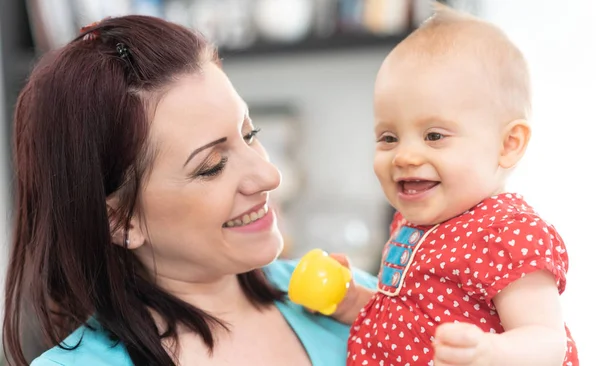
<box><xmin>3</xmin><ymin>15</ymin><xmax>283</xmax><ymax>366</ymax></box>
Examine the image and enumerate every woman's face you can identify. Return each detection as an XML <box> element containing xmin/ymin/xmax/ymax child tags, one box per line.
<box><xmin>133</xmin><ymin>63</ymin><xmax>283</xmax><ymax>282</ymax></box>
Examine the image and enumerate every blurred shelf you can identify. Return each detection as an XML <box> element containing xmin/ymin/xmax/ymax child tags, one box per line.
<box><xmin>218</xmin><ymin>29</ymin><xmax>414</xmax><ymax>59</ymax></box>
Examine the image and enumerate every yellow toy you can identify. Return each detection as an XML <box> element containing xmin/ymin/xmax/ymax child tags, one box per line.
<box><xmin>288</xmin><ymin>249</ymin><xmax>352</xmax><ymax>315</ymax></box>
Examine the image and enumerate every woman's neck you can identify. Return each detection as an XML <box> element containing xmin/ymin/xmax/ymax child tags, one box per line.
<box><xmin>155</xmin><ymin>273</ymin><xmax>257</xmax><ymax>321</ymax></box>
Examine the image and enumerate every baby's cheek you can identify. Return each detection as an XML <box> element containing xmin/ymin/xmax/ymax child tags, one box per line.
<box><xmin>373</xmin><ymin>155</ymin><xmax>390</xmax><ymax>180</ymax></box>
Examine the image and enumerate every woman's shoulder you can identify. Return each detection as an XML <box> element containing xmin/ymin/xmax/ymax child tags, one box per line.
<box><xmin>264</xmin><ymin>258</ymin><xmax>377</xmax><ymax>365</ymax></box>
<box><xmin>31</xmin><ymin>259</ymin><xmax>376</xmax><ymax>366</ymax></box>
<box><xmin>263</xmin><ymin>258</ymin><xmax>297</xmax><ymax>290</ymax></box>
<box><xmin>264</xmin><ymin>258</ymin><xmax>378</xmax><ymax>291</ymax></box>
<box><xmin>31</xmin><ymin>320</ymin><xmax>132</xmax><ymax>366</ymax></box>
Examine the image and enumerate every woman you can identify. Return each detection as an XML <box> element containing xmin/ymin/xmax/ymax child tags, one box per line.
<box><xmin>2</xmin><ymin>16</ymin><xmax>375</xmax><ymax>366</ymax></box>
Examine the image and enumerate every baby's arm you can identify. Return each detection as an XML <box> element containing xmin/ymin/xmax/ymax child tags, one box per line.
<box><xmin>434</xmin><ymin>269</ymin><xmax>566</xmax><ymax>366</ymax></box>
<box><xmin>434</xmin><ymin>211</ymin><xmax>571</xmax><ymax>366</ymax></box>
<box><xmin>332</xmin><ymin>284</ymin><xmax>375</xmax><ymax>325</ymax></box>
<box><xmin>490</xmin><ymin>269</ymin><xmax>566</xmax><ymax>363</ymax></box>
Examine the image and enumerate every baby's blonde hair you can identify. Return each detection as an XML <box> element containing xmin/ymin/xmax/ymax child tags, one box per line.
<box><xmin>397</xmin><ymin>2</ymin><xmax>531</xmax><ymax>120</ymax></box>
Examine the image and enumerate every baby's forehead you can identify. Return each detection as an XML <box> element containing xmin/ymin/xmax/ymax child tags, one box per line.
<box><xmin>374</xmin><ymin>56</ymin><xmax>512</xmax><ymax>129</ymax></box>
<box><xmin>378</xmin><ymin>23</ymin><xmax>530</xmax><ymax>121</ymax></box>
<box><xmin>392</xmin><ymin>21</ymin><xmax>509</xmax><ymax>68</ymax></box>
<box><xmin>376</xmin><ymin>50</ymin><xmax>493</xmax><ymax>99</ymax></box>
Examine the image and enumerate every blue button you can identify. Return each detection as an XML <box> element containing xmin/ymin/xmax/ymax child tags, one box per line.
<box><xmin>381</xmin><ymin>264</ymin><xmax>404</xmax><ymax>288</ymax></box>
<box><xmin>394</xmin><ymin>227</ymin><xmax>423</xmax><ymax>246</ymax></box>
<box><xmin>385</xmin><ymin>245</ymin><xmax>411</xmax><ymax>266</ymax></box>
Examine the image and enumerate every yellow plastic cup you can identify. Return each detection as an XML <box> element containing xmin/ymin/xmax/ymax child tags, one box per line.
<box><xmin>288</xmin><ymin>248</ymin><xmax>352</xmax><ymax>315</ymax></box>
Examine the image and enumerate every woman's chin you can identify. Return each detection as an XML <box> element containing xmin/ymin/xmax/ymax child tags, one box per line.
<box><xmin>240</xmin><ymin>233</ymin><xmax>285</xmax><ymax>270</ymax></box>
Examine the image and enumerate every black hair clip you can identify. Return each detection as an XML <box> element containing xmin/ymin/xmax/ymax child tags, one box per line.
<box><xmin>116</xmin><ymin>43</ymin><xmax>130</xmax><ymax>59</ymax></box>
<box><xmin>115</xmin><ymin>42</ymin><xmax>141</xmax><ymax>81</ymax></box>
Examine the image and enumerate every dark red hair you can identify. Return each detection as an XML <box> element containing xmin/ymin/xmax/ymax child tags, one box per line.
<box><xmin>3</xmin><ymin>15</ymin><xmax>282</xmax><ymax>366</ymax></box>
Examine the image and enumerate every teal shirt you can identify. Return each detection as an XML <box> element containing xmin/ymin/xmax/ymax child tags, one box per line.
<box><xmin>31</xmin><ymin>260</ymin><xmax>377</xmax><ymax>366</ymax></box>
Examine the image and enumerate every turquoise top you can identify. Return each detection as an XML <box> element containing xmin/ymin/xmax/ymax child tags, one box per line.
<box><xmin>31</xmin><ymin>260</ymin><xmax>377</xmax><ymax>366</ymax></box>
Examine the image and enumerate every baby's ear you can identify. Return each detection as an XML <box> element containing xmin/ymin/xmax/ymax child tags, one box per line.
<box><xmin>498</xmin><ymin>119</ymin><xmax>531</xmax><ymax>169</ymax></box>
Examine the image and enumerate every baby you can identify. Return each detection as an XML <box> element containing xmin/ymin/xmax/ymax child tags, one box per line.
<box><xmin>334</xmin><ymin>4</ymin><xmax>579</xmax><ymax>366</ymax></box>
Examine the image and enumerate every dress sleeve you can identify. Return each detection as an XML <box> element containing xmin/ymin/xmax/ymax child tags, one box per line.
<box><xmin>458</xmin><ymin>212</ymin><xmax>569</xmax><ymax>307</ymax></box>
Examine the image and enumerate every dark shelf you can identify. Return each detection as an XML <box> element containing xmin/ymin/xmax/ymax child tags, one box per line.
<box><xmin>219</xmin><ymin>29</ymin><xmax>414</xmax><ymax>59</ymax></box>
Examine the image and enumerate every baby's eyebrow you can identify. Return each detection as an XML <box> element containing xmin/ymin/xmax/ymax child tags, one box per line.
<box><xmin>374</xmin><ymin>120</ymin><xmax>397</xmax><ymax>131</ymax></box>
<box><xmin>415</xmin><ymin>115</ymin><xmax>460</xmax><ymax>129</ymax></box>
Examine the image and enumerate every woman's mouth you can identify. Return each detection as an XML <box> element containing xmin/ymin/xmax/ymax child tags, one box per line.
<box><xmin>224</xmin><ymin>204</ymin><xmax>269</xmax><ymax>228</ymax></box>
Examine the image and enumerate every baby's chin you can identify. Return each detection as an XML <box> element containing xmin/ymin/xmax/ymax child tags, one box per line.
<box><xmin>398</xmin><ymin>207</ymin><xmax>463</xmax><ymax>227</ymax></box>
<box><xmin>403</xmin><ymin>216</ymin><xmax>444</xmax><ymax>227</ymax></box>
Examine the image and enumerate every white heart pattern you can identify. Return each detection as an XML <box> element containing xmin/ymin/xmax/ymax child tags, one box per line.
<box><xmin>349</xmin><ymin>193</ymin><xmax>574</xmax><ymax>365</ymax></box>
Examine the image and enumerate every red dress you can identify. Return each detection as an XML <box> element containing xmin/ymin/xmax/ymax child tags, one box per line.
<box><xmin>347</xmin><ymin>193</ymin><xmax>578</xmax><ymax>366</ymax></box>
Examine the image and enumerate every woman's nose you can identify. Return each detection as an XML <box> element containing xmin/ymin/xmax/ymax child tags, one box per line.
<box><xmin>238</xmin><ymin>148</ymin><xmax>282</xmax><ymax>196</ymax></box>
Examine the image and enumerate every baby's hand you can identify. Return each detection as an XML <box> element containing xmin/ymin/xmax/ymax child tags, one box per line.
<box><xmin>433</xmin><ymin>322</ymin><xmax>492</xmax><ymax>366</ymax></box>
<box><xmin>329</xmin><ymin>253</ymin><xmax>374</xmax><ymax>325</ymax></box>
<box><xmin>300</xmin><ymin>253</ymin><xmax>357</xmax><ymax>316</ymax></box>
<box><xmin>328</xmin><ymin>254</ymin><xmax>358</xmax><ymax>315</ymax></box>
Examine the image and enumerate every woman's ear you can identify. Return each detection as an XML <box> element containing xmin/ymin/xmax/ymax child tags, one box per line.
<box><xmin>499</xmin><ymin>119</ymin><xmax>531</xmax><ymax>169</ymax></box>
<box><xmin>106</xmin><ymin>196</ymin><xmax>145</xmax><ymax>250</ymax></box>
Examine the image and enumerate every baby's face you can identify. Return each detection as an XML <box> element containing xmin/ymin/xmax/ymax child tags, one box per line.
<box><xmin>373</xmin><ymin>55</ymin><xmax>506</xmax><ymax>226</ymax></box>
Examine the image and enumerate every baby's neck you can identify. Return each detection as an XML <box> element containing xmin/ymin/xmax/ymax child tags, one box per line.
<box><xmin>491</xmin><ymin>184</ymin><xmax>508</xmax><ymax>197</ymax></box>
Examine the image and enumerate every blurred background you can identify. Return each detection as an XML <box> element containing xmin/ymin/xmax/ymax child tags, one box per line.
<box><xmin>0</xmin><ymin>0</ymin><xmax>598</xmax><ymax>364</ymax></box>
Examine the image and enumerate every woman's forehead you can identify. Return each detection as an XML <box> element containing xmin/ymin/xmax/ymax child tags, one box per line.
<box><xmin>152</xmin><ymin>65</ymin><xmax>245</xmax><ymax>133</ymax></box>
<box><xmin>146</xmin><ymin>65</ymin><xmax>247</xmax><ymax>168</ymax></box>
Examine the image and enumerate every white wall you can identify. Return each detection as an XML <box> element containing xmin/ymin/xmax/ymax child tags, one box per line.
<box><xmin>0</xmin><ymin>27</ymin><xmax>8</xmax><ymax>357</ymax></box>
<box><xmin>481</xmin><ymin>0</ymin><xmax>599</xmax><ymax>364</ymax></box>
<box><xmin>224</xmin><ymin>49</ymin><xmax>393</xmax><ymax>270</ymax></box>
<box><xmin>225</xmin><ymin>50</ymin><xmax>387</xmax><ymax>203</ymax></box>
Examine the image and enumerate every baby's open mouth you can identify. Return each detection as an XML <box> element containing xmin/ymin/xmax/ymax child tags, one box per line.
<box><xmin>400</xmin><ymin>180</ymin><xmax>440</xmax><ymax>195</ymax></box>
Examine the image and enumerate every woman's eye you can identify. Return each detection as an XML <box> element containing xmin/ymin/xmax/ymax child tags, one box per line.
<box><xmin>425</xmin><ymin>132</ymin><xmax>444</xmax><ymax>141</ymax></box>
<box><xmin>378</xmin><ymin>135</ymin><xmax>397</xmax><ymax>143</ymax></box>
<box><xmin>244</xmin><ymin>128</ymin><xmax>261</xmax><ymax>144</ymax></box>
<box><xmin>194</xmin><ymin>157</ymin><xmax>228</xmax><ymax>178</ymax></box>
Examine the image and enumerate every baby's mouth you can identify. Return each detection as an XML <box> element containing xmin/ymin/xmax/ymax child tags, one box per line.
<box><xmin>400</xmin><ymin>180</ymin><xmax>440</xmax><ymax>195</ymax></box>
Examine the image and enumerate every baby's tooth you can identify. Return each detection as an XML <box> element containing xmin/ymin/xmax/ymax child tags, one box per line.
<box><xmin>257</xmin><ymin>208</ymin><xmax>265</xmax><ymax>218</ymax></box>
<box><xmin>250</xmin><ymin>212</ymin><xmax>258</xmax><ymax>221</ymax></box>
<box><xmin>242</xmin><ymin>215</ymin><xmax>251</xmax><ymax>224</ymax></box>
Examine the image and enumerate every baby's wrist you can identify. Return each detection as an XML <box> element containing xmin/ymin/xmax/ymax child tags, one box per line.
<box><xmin>480</xmin><ymin>332</ymin><xmax>500</xmax><ymax>366</ymax></box>
<box><xmin>334</xmin><ymin>285</ymin><xmax>374</xmax><ymax>324</ymax></box>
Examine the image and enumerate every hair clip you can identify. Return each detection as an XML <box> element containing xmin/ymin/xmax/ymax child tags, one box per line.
<box><xmin>80</xmin><ymin>17</ymin><xmax>111</xmax><ymax>41</ymax></box>
<box><xmin>80</xmin><ymin>21</ymin><xmax>101</xmax><ymax>41</ymax></box>
<box><xmin>115</xmin><ymin>43</ymin><xmax>141</xmax><ymax>80</ymax></box>
<box><xmin>116</xmin><ymin>43</ymin><xmax>130</xmax><ymax>59</ymax></box>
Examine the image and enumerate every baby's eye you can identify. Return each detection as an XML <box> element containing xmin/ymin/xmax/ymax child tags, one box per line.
<box><xmin>378</xmin><ymin>135</ymin><xmax>397</xmax><ymax>143</ymax></box>
<box><xmin>425</xmin><ymin>132</ymin><xmax>445</xmax><ymax>141</ymax></box>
